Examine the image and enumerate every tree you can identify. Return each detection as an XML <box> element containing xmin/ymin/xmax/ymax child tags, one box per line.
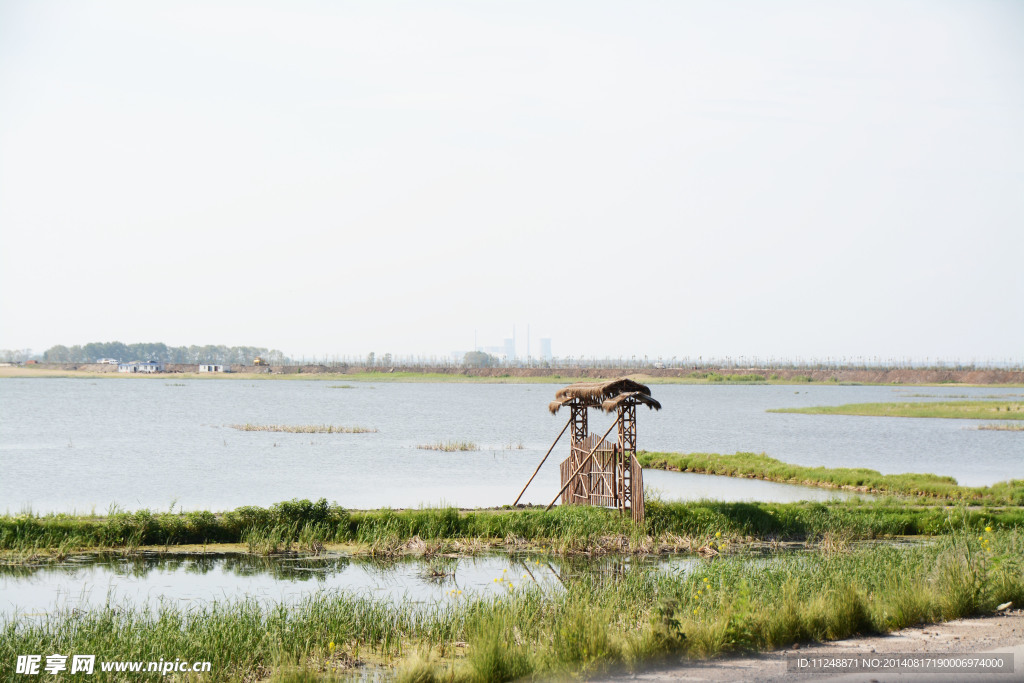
<box><xmin>462</xmin><ymin>351</ymin><xmax>496</xmax><ymax>368</ymax></box>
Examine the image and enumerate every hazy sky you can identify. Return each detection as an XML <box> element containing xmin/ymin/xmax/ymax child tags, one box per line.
<box><xmin>1</xmin><ymin>0</ymin><xmax>1021</xmax><ymax>361</ymax></box>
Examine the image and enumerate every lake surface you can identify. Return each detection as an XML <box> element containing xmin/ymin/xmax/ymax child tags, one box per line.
<box><xmin>0</xmin><ymin>552</ymin><xmax>683</xmax><ymax>617</ymax></box>
<box><xmin>0</xmin><ymin>379</ymin><xmax>1020</xmax><ymax>513</ymax></box>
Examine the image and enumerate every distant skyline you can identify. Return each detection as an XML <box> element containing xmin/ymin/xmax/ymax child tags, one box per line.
<box><xmin>1</xmin><ymin>1</ymin><xmax>1021</xmax><ymax>362</ymax></box>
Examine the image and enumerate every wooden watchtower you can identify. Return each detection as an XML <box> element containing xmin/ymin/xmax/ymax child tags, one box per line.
<box><xmin>514</xmin><ymin>378</ymin><xmax>661</xmax><ymax>523</ymax></box>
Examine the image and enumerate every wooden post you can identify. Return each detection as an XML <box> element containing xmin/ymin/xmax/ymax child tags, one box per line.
<box><xmin>545</xmin><ymin>420</ymin><xmax>618</xmax><ymax>510</ymax></box>
<box><xmin>512</xmin><ymin>417</ymin><xmax>572</xmax><ymax>506</ymax></box>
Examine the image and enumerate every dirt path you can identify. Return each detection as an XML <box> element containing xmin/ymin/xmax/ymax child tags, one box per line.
<box><xmin>591</xmin><ymin>611</ymin><xmax>1024</xmax><ymax>682</ymax></box>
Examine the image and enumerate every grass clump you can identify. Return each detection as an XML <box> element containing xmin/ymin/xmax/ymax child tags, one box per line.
<box><xmin>769</xmin><ymin>400</ymin><xmax>1024</xmax><ymax>420</ymax></box>
<box><xmin>978</xmin><ymin>423</ymin><xmax>1024</xmax><ymax>431</ymax></box>
<box><xmin>230</xmin><ymin>424</ymin><xmax>377</xmax><ymax>433</ymax></box>
<box><xmin>638</xmin><ymin>451</ymin><xmax>1024</xmax><ymax>505</ymax></box>
<box><xmin>417</xmin><ymin>441</ymin><xmax>478</xmax><ymax>452</ymax></box>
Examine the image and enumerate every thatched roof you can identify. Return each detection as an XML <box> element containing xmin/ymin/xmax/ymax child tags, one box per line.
<box><xmin>555</xmin><ymin>378</ymin><xmax>652</xmax><ymax>402</ymax></box>
<box><xmin>549</xmin><ymin>378</ymin><xmax>660</xmax><ymax>414</ymax></box>
<box><xmin>601</xmin><ymin>392</ymin><xmax>661</xmax><ymax>412</ymax></box>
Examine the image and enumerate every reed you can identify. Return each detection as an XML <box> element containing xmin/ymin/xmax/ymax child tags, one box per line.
<box><xmin>416</xmin><ymin>441</ymin><xmax>478</xmax><ymax>452</ymax></box>
<box><xmin>978</xmin><ymin>423</ymin><xmax>1024</xmax><ymax>431</ymax></box>
<box><xmin>229</xmin><ymin>424</ymin><xmax>378</xmax><ymax>433</ymax></box>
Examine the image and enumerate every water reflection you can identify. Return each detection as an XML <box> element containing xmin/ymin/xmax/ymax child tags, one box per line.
<box><xmin>0</xmin><ymin>551</ymin><xmax>700</xmax><ymax>616</ymax></box>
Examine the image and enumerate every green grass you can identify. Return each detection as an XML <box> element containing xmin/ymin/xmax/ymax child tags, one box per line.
<box><xmin>769</xmin><ymin>400</ymin><xmax>1024</xmax><ymax>420</ymax></box>
<box><xmin>638</xmin><ymin>451</ymin><xmax>1024</xmax><ymax>505</ymax></box>
<box><xmin>4</xmin><ymin>497</ymin><xmax>1024</xmax><ymax>554</ymax></box>
<box><xmin>2</xmin><ymin>529</ymin><xmax>1021</xmax><ymax>682</ymax></box>
<box><xmin>229</xmin><ymin>424</ymin><xmax>378</xmax><ymax>433</ymax></box>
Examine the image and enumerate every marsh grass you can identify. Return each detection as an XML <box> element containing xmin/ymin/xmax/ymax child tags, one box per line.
<box><xmin>417</xmin><ymin>441</ymin><xmax>478</xmax><ymax>452</ymax></box>
<box><xmin>4</xmin><ymin>499</ymin><xmax>1024</xmax><ymax>553</ymax></box>
<box><xmin>3</xmin><ymin>530</ymin><xmax>1021</xmax><ymax>682</ymax></box>
<box><xmin>638</xmin><ymin>451</ymin><xmax>1024</xmax><ymax>505</ymax></box>
<box><xmin>770</xmin><ymin>400</ymin><xmax>1024</xmax><ymax>420</ymax></box>
<box><xmin>230</xmin><ymin>424</ymin><xmax>377</xmax><ymax>433</ymax></box>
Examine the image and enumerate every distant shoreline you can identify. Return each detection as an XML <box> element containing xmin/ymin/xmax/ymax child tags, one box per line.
<box><xmin>2</xmin><ymin>363</ymin><xmax>1023</xmax><ymax>385</ymax></box>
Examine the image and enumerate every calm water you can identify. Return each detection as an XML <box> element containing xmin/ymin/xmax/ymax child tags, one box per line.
<box><xmin>0</xmin><ymin>552</ymin><xmax>693</xmax><ymax>617</ymax></box>
<box><xmin>0</xmin><ymin>379</ymin><xmax>1020</xmax><ymax>513</ymax></box>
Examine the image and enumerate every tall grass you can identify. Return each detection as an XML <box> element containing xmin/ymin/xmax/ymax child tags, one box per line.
<box><xmin>4</xmin><ymin>498</ymin><xmax>1023</xmax><ymax>553</ymax></box>
<box><xmin>2</xmin><ymin>530</ymin><xmax>1021</xmax><ymax>682</ymax></box>
<box><xmin>638</xmin><ymin>451</ymin><xmax>1024</xmax><ymax>505</ymax></box>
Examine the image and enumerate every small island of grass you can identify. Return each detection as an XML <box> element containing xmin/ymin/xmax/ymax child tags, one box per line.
<box><xmin>768</xmin><ymin>400</ymin><xmax>1024</xmax><ymax>420</ymax></box>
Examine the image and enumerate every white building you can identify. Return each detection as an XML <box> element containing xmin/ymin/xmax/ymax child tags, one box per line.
<box><xmin>118</xmin><ymin>361</ymin><xmax>165</xmax><ymax>373</ymax></box>
<box><xmin>198</xmin><ymin>364</ymin><xmax>227</xmax><ymax>373</ymax></box>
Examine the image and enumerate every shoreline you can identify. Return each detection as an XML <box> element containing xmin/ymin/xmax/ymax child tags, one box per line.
<box><xmin>3</xmin><ymin>364</ymin><xmax>1024</xmax><ymax>386</ymax></box>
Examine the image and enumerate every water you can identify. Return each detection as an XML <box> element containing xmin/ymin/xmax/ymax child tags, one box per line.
<box><xmin>0</xmin><ymin>552</ymin><xmax>693</xmax><ymax>617</ymax></box>
<box><xmin>0</xmin><ymin>379</ymin><xmax>1020</xmax><ymax>513</ymax></box>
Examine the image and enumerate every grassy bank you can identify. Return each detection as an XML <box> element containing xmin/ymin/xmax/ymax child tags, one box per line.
<box><xmin>4</xmin><ymin>498</ymin><xmax>1024</xmax><ymax>556</ymax></box>
<box><xmin>770</xmin><ymin>400</ymin><xmax>1024</xmax><ymax>420</ymax></box>
<box><xmin>2</xmin><ymin>529</ymin><xmax>1021</xmax><ymax>682</ymax></box>
<box><xmin>638</xmin><ymin>451</ymin><xmax>1024</xmax><ymax>505</ymax></box>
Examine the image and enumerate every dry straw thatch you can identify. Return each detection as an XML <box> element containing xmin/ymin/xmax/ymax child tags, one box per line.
<box><xmin>549</xmin><ymin>378</ymin><xmax>661</xmax><ymax>414</ymax></box>
<box><xmin>601</xmin><ymin>391</ymin><xmax>662</xmax><ymax>412</ymax></box>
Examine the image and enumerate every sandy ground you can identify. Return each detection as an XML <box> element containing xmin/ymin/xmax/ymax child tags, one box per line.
<box><xmin>590</xmin><ymin>610</ymin><xmax>1024</xmax><ymax>683</ymax></box>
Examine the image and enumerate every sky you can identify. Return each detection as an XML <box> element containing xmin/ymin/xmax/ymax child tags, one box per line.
<box><xmin>1</xmin><ymin>0</ymin><xmax>1021</xmax><ymax>362</ymax></box>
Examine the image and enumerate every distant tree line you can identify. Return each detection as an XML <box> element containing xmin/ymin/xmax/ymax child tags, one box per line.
<box><xmin>11</xmin><ymin>343</ymin><xmax>1021</xmax><ymax>371</ymax></box>
<box><xmin>41</xmin><ymin>342</ymin><xmax>289</xmax><ymax>365</ymax></box>
<box><xmin>0</xmin><ymin>349</ymin><xmax>34</xmax><ymax>363</ymax></box>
